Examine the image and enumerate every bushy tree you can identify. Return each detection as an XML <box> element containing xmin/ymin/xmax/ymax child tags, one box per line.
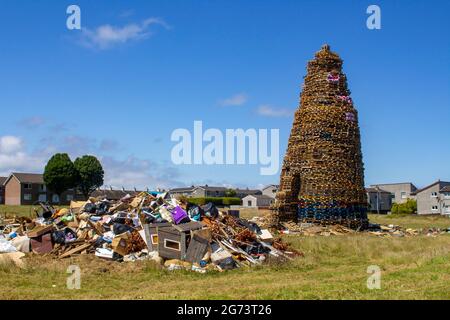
<box><xmin>43</xmin><ymin>153</ymin><xmax>78</xmax><ymax>202</ymax></box>
<box><xmin>391</xmin><ymin>199</ymin><xmax>417</xmax><ymax>214</ymax></box>
<box><xmin>74</xmin><ymin>155</ymin><xmax>104</xmax><ymax>199</ymax></box>
<box><xmin>225</xmin><ymin>189</ymin><xmax>237</xmax><ymax>197</ymax></box>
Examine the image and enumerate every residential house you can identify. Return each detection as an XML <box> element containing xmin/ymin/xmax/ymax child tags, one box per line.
<box><xmin>262</xmin><ymin>184</ymin><xmax>279</xmax><ymax>199</ymax></box>
<box><xmin>169</xmin><ymin>185</ymin><xmax>228</xmax><ymax>198</ymax></box>
<box><xmin>242</xmin><ymin>195</ymin><xmax>274</xmax><ymax>208</ymax></box>
<box><xmin>370</xmin><ymin>182</ymin><xmax>417</xmax><ymax>204</ymax></box>
<box><xmin>440</xmin><ymin>186</ymin><xmax>450</xmax><ymax>215</ymax></box>
<box><xmin>366</xmin><ymin>187</ymin><xmax>392</xmax><ymax>213</ymax></box>
<box><xmin>192</xmin><ymin>185</ymin><xmax>228</xmax><ymax>197</ymax></box>
<box><xmin>0</xmin><ymin>177</ymin><xmax>7</xmax><ymax>204</ymax></box>
<box><xmin>3</xmin><ymin>173</ymin><xmax>81</xmax><ymax>205</ymax></box>
<box><xmin>168</xmin><ymin>186</ymin><xmax>196</xmax><ymax>198</ymax></box>
<box><xmin>235</xmin><ymin>188</ymin><xmax>262</xmax><ymax>199</ymax></box>
<box><xmin>411</xmin><ymin>180</ymin><xmax>450</xmax><ymax>215</ymax></box>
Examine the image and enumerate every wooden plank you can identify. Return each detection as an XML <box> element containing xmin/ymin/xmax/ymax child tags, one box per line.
<box><xmin>59</xmin><ymin>242</ymin><xmax>92</xmax><ymax>259</ymax></box>
<box><xmin>185</xmin><ymin>234</ymin><xmax>209</xmax><ymax>263</ymax></box>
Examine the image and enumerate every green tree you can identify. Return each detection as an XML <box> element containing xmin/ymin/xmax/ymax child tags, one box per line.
<box><xmin>225</xmin><ymin>188</ymin><xmax>237</xmax><ymax>197</ymax></box>
<box><xmin>43</xmin><ymin>153</ymin><xmax>78</xmax><ymax>202</ymax></box>
<box><xmin>74</xmin><ymin>155</ymin><xmax>104</xmax><ymax>199</ymax></box>
<box><xmin>391</xmin><ymin>203</ymin><xmax>399</xmax><ymax>214</ymax></box>
<box><xmin>390</xmin><ymin>199</ymin><xmax>417</xmax><ymax>214</ymax></box>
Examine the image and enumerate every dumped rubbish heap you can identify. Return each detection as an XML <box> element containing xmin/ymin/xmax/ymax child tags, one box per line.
<box><xmin>0</xmin><ymin>194</ymin><xmax>299</xmax><ymax>272</ymax></box>
<box><xmin>273</xmin><ymin>44</ymin><xmax>368</xmax><ymax>229</ymax></box>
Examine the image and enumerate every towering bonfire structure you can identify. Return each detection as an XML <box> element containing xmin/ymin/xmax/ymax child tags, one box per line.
<box><xmin>274</xmin><ymin>45</ymin><xmax>368</xmax><ymax>229</ymax></box>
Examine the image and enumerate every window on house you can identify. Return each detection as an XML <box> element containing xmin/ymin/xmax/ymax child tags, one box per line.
<box><xmin>431</xmin><ymin>192</ymin><xmax>438</xmax><ymax>197</ymax></box>
<box><xmin>39</xmin><ymin>184</ymin><xmax>46</xmax><ymax>192</ymax></box>
<box><xmin>38</xmin><ymin>194</ymin><xmax>47</xmax><ymax>202</ymax></box>
<box><xmin>444</xmin><ymin>193</ymin><xmax>450</xmax><ymax>199</ymax></box>
<box><xmin>248</xmin><ymin>201</ymin><xmax>252</xmax><ymax>206</ymax></box>
<box><xmin>24</xmin><ymin>183</ymin><xmax>32</xmax><ymax>190</ymax></box>
<box><xmin>431</xmin><ymin>205</ymin><xmax>438</xmax><ymax>211</ymax></box>
<box><xmin>52</xmin><ymin>194</ymin><xmax>60</xmax><ymax>203</ymax></box>
<box><xmin>66</xmin><ymin>194</ymin><xmax>74</xmax><ymax>201</ymax></box>
<box><xmin>24</xmin><ymin>193</ymin><xmax>32</xmax><ymax>201</ymax></box>
<box><xmin>401</xmin><ymin>192</ymin><xmax>407</xmax><ymax>199</ymax></box>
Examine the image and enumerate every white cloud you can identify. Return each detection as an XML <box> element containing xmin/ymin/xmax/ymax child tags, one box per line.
<box><xmin>80</xmin><ymin>17</ymin><xmax>170</xmax><ymax>50</ymax></box>
<box><xmin>0</xmin><ymin>134</ymin><xmax>182</xmax><ymax>189</ymax></box>
<box><xmin>101</xmin><ymin>156</ymin><xmax>182</xmax><ymax>190</ymax></box>
<box><xmin>0</xmin><ymin>136</ymin><xmax>23</xmax><ymax>154</ymax></box>
<box><xmin>256</xmin><ymin>105</ymin><xmax>293</xmax><ymax>117</ymax></box>
<box><xmin>219</xmin><ymin>93</ymin><xmax>248</xmax><ymax>107</ymax></box>
<box><xmin>0</xmin><ymin>136</ymin><xmax>46</xmax><ymax>176</ymax></box>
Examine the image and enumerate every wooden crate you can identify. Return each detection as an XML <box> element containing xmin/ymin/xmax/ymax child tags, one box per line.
<box><xmin>157</xmin><ymin>221</ymin><xmax>204</xmax><ymax>260</ymax></box>
<box><xmin>143</xmin><ymin>222</ymin><xmax>172</xmax><ymax>252</ymax></box>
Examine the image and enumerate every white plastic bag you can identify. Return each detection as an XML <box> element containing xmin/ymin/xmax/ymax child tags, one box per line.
<box><xmin>0</xmin><ymin>238</ymin><xmax>17</xmax><ymax>253</ymax></box>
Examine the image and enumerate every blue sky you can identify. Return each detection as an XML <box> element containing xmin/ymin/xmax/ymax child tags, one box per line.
<box><xmin>0</xmin><ymin>0</ymin><xmax>449</xmax><ymax>190</ymax></box>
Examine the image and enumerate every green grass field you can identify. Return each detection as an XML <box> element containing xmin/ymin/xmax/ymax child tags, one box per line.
<box><xmin>1</xmin><ymin>207</ymin><xmax>449</xmax><ymax>300</ymax></box>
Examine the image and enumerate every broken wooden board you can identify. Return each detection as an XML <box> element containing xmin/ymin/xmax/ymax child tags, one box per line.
<box><xmin>59</xmin><ymin>242</ymin><xmax>92</xmax><ymax>259</ymax></box>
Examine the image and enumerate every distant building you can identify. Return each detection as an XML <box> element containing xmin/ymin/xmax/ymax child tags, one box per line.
<box><xmin>235</xmin><ymin>188</ymin><xmax>262</xmax><ymax>199</ymax></box>
<box><xmin>439</xmin><ymin>186</ymin><xmax>450</xmax><ymax>215</ymax></box>
<box><xmin>169</xmin><ymin>185</ymin><xmax>228</xmax><ymax>198</ymax></box>
<box><xmin>412</xmin><ymin>180</ymin><xmax>450</xmax><ymax>215</ymax></box>
<box><xmin>242</xmin><ymin>195</ymin><xmax>274</xmax><ymax>208</ymax></box>
<box><xmin>0</xmin><ymin>177</ymin><xmax>7</xmax><ymax>204</ymax></box>
<box><xmin>3</xmin><ymin>173</ymin><xmax>82</xmax><ymax>205</ymax></box>
<box><xmin>168</xmin><ymin>186</ymin><xmax>196</xmax><ymax>198</ymax></box>
<box><xmin>370</xmin><ymin>182</ymin><xmax>417</xmax><ymax>204</ymax></box>
<box><xmin>366</xmin><ymin>187</ymin><xmax>392</xmax><ymax>213</ymax></box>
<box><xmin>262</xmin><ymin>184</ymin><xmax>279</xmax><ymax>199</ymax></box>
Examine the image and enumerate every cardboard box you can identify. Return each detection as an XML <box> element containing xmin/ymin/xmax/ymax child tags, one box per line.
<box><xmin>111</xmin><ymin>232</ymin><xmax>131</xmax><ymax>256</ymax></box>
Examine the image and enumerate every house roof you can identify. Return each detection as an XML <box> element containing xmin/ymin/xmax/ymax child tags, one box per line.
<box><xmin>440</xmin><ymin>186</ymin><xmax>450</xmax><ymax>193</ymax></box>
<box><xmin>371</xmin><ymin>182</ymin><xmax>416</xmax><ymax>187</ymax></box>
<box><xmin>236</xmin><ymin>189</ymin><xmax>261</xmax><ymax>194</ymax></box>
<box><xmin>6</xmin><ymin>173</ymin><xmax>44</xmax><ymax>185</ymax></box>
<box><xmin>243</xmin><ymin>194</ymin><xmax>274</xmax><ymax>200</ymax></box>
<box><xmin>411</xmin><ymin>180</ymin><xmax>450</xmax><ymax>195</ymax></box>
<box><xmin>366</xmin><ymin>187</ymin><xmax>391</xmax><ymax>194</ymax></box>
<box><xmin>263</xmin><ymin>184</ymin><xmax>279</xmax><ymax>190</ymax></box>
<box><xmin>0</xmin><ymin>177</ymin><xmax>7</xmax><ymax>186</ymax></box>
<box><xmin>169</xmin><ymin>187</ymin><xmax>195</xmax><ymax>193</ymax></box>
<box><xmin>195</xmin><ymin>186</ymin><xmax>228</xmax><ymax>192</ymax></box>
<box><xmin>170</xmin><ymin>185</ymin><xmax>229</xmax><ymax>193</ymax></box>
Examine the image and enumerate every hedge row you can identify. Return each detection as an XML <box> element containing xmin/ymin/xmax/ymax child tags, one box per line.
<box><xmin>187</xmin><ymin>197</ymin><xmax>242</xmax><ymax>206</ymax></box>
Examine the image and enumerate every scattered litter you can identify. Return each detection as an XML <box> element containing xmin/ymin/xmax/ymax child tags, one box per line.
<box><xmin>279</xmin><ymin>220</ymin><xmax>448</xmax><ymax>238</ymax></box>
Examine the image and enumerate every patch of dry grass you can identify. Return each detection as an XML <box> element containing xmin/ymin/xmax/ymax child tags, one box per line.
<box><xmin>369</xmin><ymin>213</ymin><xmax>450</xmax><ymax>230</ymax></box>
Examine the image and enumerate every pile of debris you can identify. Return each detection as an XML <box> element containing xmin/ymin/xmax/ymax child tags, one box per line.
<box><xmin>0</xmin><ymin>194</ymin><xmax>299</xmax><ymax>272</ymax></box>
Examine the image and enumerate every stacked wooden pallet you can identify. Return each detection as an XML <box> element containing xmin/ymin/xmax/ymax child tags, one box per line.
<box><xmin>274</xmin><ymin>44</ymin><xmax>368</xmax><ymax>229</ymax></box>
